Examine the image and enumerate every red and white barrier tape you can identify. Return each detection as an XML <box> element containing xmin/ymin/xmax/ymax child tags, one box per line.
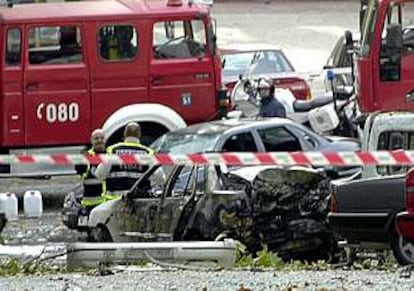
<box><xmin>1</xmin><ymin>151</ymin><xmax>414</xmax><ymax>166</ymax></box>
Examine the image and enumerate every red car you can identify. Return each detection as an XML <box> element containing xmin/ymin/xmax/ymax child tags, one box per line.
<box><xmin>220</xmin><ymin>43</ymin><xmax>312</xmax><ymax>100</ymax></box>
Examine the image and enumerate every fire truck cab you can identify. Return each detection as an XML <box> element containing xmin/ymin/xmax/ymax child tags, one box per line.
<box><xmin>356</xmin><ymin>0</ymin><xmax>414</xmax><ymax>113</ymax></box>
<box><xmin>0</xmin><ymin>0</ymin><xmax>223</xmax><ymax>151</ymax></box>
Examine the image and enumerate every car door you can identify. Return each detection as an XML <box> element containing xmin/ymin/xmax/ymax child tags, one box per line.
<box><xmin>153</xmin><ymin>165</ymin><xmax>204</xmax><ymax>238</ymax></box>
<box><xmin>111</xmin><ymin>165</ymin><xmax>174</xmax><ymax>241</ymax></box>
<box><xmin>286</xmin><ymin>124</ymin><xmax>321</xmax><ymax>151</ymax></box>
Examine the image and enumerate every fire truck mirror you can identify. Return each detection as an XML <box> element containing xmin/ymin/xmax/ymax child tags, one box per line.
<box><xmin>345</xmin><ymin>30</ymin><xmax>353</xmax><ymax>49</ymax></box>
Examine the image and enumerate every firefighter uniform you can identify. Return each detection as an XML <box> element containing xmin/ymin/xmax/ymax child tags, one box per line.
<box><xmin>102</xmin><ymin>138</ymin><xmax>154</xmax><ymax>201</ymax></box>
<box><xmin>79</xmin><ymin>148</ymin><xmax>105</xmax><ymax>208</ymax></box>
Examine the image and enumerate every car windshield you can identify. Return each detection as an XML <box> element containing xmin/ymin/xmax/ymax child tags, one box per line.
<box><xmin>151</xmin><ymin>132</ymin><xmax>221</xmax><ymax>154</ymax></box>
<box><xmin>221</xmin><ymin>50</ymin><xmax>294</xmax><ymax>78</ymax></box>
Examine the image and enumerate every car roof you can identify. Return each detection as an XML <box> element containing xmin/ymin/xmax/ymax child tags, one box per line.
<box><xmin>166</xmin><ymin>117</ymin><xmax>296</xmax><ymax>135</ymax></box>
<box><xmin>220</xmin><ymin>43</ymin><xmax>282</xmax><ymax>54</ymax></box>
<box><xmin>0</xmin><ymin>0</ymin><xmax>207</xmax><ymax>24</ymax></box>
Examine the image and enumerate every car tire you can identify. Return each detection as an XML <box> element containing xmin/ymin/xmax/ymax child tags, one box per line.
<box><xmin>90</xmin><ymin>226</ymin><xmax>113</xmax><ymax>243</ymax></box>
<box><xmin>390</xmin><ymin>228</ymin><xmax>414</xmax><ymax>265</ymax></box>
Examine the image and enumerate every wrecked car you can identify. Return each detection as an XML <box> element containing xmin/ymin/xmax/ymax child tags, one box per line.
<box><xmin>88</xmin><ymin>164</ymin><xmax>335</xmax><ymax>261</ymax></box>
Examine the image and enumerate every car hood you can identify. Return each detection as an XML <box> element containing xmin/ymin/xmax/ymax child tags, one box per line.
<box><xmin>229</xmin><ymin>165</ymin><xmax>323</xmax><ymax>183</ymax></box>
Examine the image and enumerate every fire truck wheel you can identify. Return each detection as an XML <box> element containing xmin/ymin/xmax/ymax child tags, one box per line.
<box><xmin>390</xmin><ymin>228</ymin><xmax>414</xmax><ymax>265</ymax></box>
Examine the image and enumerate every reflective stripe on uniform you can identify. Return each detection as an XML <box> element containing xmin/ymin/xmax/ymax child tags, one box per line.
<box><xmin>107</xmin><ymin>142</ymin><xmax>155</xmax><ymax>155</ymax></box>
<box><xmin>103</xmin><ymin>141</ymin><xmax>153</xmax><ymax>198</ymax></box>
<box><xmin>83</xmin><ymin>178</ymin><xmax>101</xmax><ymax>185</ymax></box>
<box><xmin>102</xmin><ymin>193</ymin><xmax>125</xmax><ymax>201</ymax></box>
<box><xmin>107</xmin><ymin>171</ymin><xmax>143</xmax><ymax>179</ymax></box>
<box><xmin>81</xmin><ymin>196</ymin><xmax>105</xmax><ymax>207</ymax></box>
<box><xmin>82</xmin><ymin>148</ymin><xmax>104</xmax><ymax>201</ymax></box>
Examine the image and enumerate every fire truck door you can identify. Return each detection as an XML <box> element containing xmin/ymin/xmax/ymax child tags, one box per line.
<box><xmin>1</xmin><ymin>26</ymin><xmax>24</xmax><ymax>146</ymax></box>
<box><xmin>375</xmin><ymin>5</ymin><xmax>414</xmax><ymax>111</ymax></box>
<box><xmin>150</xmin><ymin>19</ymin><xmax>216</xmax><ymax>124</ymax></box>
<box><xmin>23</xmin><ymin>25</ymin><xmax>90</xmax><ymax>146</ymax></box>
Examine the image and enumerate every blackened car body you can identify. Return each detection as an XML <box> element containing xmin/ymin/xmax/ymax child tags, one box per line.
<box><xmin>88</xmin><ymin>164</ymin><xmax>335</xmax><ymax>261</ymax></box>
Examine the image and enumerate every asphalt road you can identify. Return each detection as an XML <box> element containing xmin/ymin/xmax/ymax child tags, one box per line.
<box><xmin>213</xmin><ymin>0</ymin><xmax>360</xmax><ymax>72</ymax></box>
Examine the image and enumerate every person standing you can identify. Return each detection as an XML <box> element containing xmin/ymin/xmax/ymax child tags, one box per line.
<box><xmin>257</xmin><ymin>78</ymin><xmax>287</xmax><ymax>118</ymax></box>
<box><xmin>96</xmin><ymin>122</ymin><xmax>154</xmax><ymax>201</ymax></box>
<box><xmin>77</xmin><ymin>128</ymin><xmax>106</xmax><ymax>209</ymax></box>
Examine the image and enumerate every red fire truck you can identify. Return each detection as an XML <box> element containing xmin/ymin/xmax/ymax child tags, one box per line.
<box><xmin>0</xmin><ymin>0</ymin><xmax>225</xmax><ymax>152</ymax></box>
<box><xmin>355</xmin><ymin>0</ymin><xmax>414</xmax><ymax>113</ymax></box>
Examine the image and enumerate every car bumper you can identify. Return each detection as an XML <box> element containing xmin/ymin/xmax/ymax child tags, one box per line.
<box><xmin>396</xmin><ymin>211</ymin><xmax>414</xmax><ymax>238</ymax></box>
<box><xmin>328</xmin><ymin>212</ymin><xmax>392</xmax><ymax>242</ymax></box>
<box><xmin>62</xmin><ymin>207</ymin><xmax>89</xmax><ymax>231</ymax></box>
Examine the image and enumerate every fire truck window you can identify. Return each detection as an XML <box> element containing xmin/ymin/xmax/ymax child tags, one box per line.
<box><xmin>28</xmin><ymin>26</ymin><xmax>82</xmax><ymax>65</ymax></box>
<box><xmin>98</xmin><ymin>25</ymin><xmax>138</xmax><ymax>62</ymax></box>
<box><xmin>379</xmin><ymin>4</ymin><xmax>402</xmax><ymax>81</ymax></box>
<box><xmin>6</xmin><ymin>28</ymin><xmax>21</xmax><ymax>66</ymax></box>
<box><xmin>153</xmin><ymin>20</ymin><xmax>206</xmax><ymax>59</ymax></box>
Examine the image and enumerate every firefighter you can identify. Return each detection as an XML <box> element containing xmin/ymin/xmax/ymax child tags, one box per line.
<box><xmin>96</xmin><ymin>122</ymin><xmax>154</xmax><ymax>201</ymax></box>
<box><xmin>77</xmin><ymin>128</ymin><xmax>106</xmax><ymax>210</ymax></box>
<box><xmin>257</xmin><ymin>78</ymin><xmax>286</xmax><ymax>118</ymax></box>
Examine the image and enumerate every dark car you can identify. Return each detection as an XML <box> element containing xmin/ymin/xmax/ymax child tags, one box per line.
<box><xmin>327</xmin><ymin>113</ymin><xmax>414</xmax><ymax>265</ymax></box>
<box><xmin>220</xmin><ymin>44</ymin><xmax>312</xmax><ymax>100</ymax></box>
<box><xmin>88</xmin><ymin>164</ymin><xmax>335</xmax><ymax>261</ymax></box>
<box><xmin>151</xmin><ymin>118</ymin><xmax>361</xmax><ymax>177</ymax></box>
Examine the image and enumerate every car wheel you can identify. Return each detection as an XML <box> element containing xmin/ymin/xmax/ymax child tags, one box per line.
<box><xmin>390</xmin><ymin>229</ymin><xmax>414</xmax><ymax>265</ymax></box>
<box><xmin>91</xmin><ymin>226</ymin><xmax>113</xmax><ymax>243</ymax></box>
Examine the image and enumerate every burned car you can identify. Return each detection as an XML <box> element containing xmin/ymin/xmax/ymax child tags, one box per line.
<box><xmin>88</xmin><ymin>164</ymin><xmax>334</xmax><ymax>261</ymax></box>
